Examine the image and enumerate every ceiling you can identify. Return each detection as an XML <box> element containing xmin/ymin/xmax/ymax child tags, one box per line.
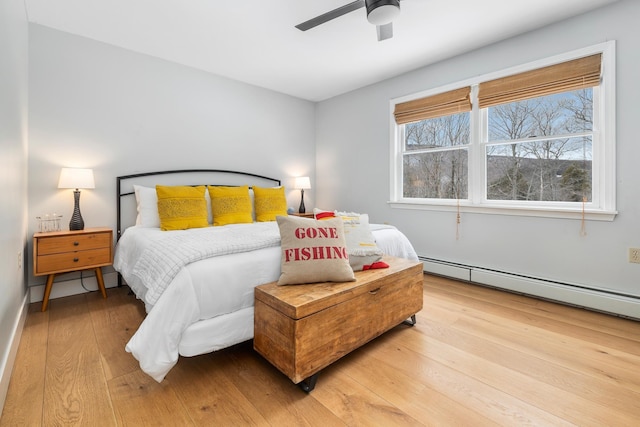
<box><xmin>24</xmin><ymin>0</ymin><xmax>618</xmax><ymax>102</ymax></box>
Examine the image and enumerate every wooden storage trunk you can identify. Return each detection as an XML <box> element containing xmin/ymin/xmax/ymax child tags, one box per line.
<box><xmin>254</xmin><ymin>255</ymin><xmax>423</xmax><ymax>389</ymax></box>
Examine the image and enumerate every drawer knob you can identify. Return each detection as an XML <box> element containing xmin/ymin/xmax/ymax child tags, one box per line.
<box><xmin>73</xmin><ymin>257</ymin><xmax>79</xmax><ymax>262</ymax></box>
<box><xmin>369</xmin><ymin>287</ymin><xmax>381</xmax><ymax>295</ymax></box>
<box><xmin>73</xmin><ymin>241</ymin><xmax>79</xmax><ymax>246</ymax></box>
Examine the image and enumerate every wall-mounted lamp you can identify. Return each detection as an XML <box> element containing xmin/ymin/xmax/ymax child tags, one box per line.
<box><xmin>58</xmin><ymin>168</ymin><xmax>95</xmax><ymax>230</ymax></box>
<box><xmin>294</xmin><ymin>176</ymin><xmax>311</xmax><ymax>214</ymax></box>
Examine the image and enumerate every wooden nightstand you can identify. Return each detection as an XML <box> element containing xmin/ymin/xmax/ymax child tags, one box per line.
<box><xmin>33</xmin><ymin>227</ymin><xmax>113</xmax><ymax>311</ymax></box>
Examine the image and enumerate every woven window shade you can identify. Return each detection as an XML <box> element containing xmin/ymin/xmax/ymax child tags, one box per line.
<box><xmin>394</xmin><ymin>87</ymin><xmax>471</xmax><ymax>124</ymax></box>
<box><xmin>478</xmin><ymin>54</ymin><xmax>602</xmax><ymax>109</ymax></box>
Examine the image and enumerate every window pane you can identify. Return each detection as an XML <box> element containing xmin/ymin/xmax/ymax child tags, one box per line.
<box><xmin>403</xmin><ymin>149</ymin><xmax>468</xmax><ymax>199</ymax></box>
<box><xmin>488</xmin><ymin>89</ymin><xmax>593</xmax><ymax>142</ymax></box>
<box><xmin>405</xmin><ymin>112</ymin><xmax>470</xmax><ymax>150</ymax></box>
<box><xmin>486</xmin><ymin>137</ymin><xmax>592</xmax><ymax>201</ymax></box>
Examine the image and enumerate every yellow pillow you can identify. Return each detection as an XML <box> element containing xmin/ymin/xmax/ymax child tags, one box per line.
<box><xmin>208</xmin><ymin>185</ymin><xmax>253</xmax><ymax>226</ymax></box>
<box><xmin>253</xmin><ymin>186</ymin><xmax>288</xmax><ymax>222</ymax></box>
<box><xmin>156</xmin><ymin>185</ymin><xmax>209</xmax><ymax>231</ymax></box>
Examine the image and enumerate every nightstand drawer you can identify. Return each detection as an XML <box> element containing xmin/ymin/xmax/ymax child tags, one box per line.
<box><xmin>35</xmin><ymin>248</ymin><xmax>112</xmax><ymax>275</ymax></box>
<box><xmin>36</xmin><ymin>232</ymin><xmax>111</xmax><ymax>256</ymax></box>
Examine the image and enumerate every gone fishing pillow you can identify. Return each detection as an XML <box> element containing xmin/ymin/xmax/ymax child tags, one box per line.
<box><xmin>276</xmin><ymin>215</ymin><xmax>355</xmax><ymax>285</ymax></box>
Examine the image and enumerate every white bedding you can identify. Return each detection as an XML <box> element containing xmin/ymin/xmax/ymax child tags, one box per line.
<box><xmin>114</xmin><ymin>222</ymin><xmax>418</xmax><ymax>382</ymax></box>
<box><xmin>116</xmin><ymin>222</ymin><xmax>281</xmax><ymax>309</ymax></box>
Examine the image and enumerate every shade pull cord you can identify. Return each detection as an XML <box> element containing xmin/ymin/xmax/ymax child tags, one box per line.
<box><xmin>580</xmin><ymin>196</ymin><xmax>588</xmax><ymax>237</ymax></box>
<box><xmin>456</xmin><ymin>198</ymin><xmax>461</xmax><ymax>240</ymax></box>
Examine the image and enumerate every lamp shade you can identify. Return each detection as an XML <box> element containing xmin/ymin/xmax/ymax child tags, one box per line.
<box><xmin>294</xmin><ymin>176</ymin><xmax>311</xmax><ymax>190</ymax></box>
<box><xmin>366</xmin><ymin>0</ymin><xmax>400</xmax><ymax>25</ymax></box>
<box><xmin>58</xmin><ymin>168</ymin><xmax>95</xmax><ymax>190</ymax></box>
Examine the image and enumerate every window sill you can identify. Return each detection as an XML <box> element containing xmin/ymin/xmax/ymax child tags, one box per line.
<box><xmin>388</xmin><ymin>200</ymin><xmax>617</xmax><ymax>221</ymax></box>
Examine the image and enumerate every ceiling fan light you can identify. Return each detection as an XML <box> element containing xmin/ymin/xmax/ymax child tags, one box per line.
<box><xmin>366</xmin><ymin>0</ymin><xmax>400</xmax><ymax>26</ymax></box>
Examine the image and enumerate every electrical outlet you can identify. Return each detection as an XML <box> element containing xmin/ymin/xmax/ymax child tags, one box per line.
<box><xmin>629</xmin><ymin>248</ymin><xmax>640</xmax><ymax>264</ymax></box>
<box><xmin>17</xmin><ymin>251</ymin><xmax>22</xmax><ymax>270</ymax></box>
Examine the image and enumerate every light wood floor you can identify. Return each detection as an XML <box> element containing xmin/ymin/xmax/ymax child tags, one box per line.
<box><xmin>2</xmin><ymin>275</ymin><xmax>639</xmax><ymax>426</ymax></box>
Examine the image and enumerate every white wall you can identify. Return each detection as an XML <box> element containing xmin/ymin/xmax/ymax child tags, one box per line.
<box><xmin>27</xmin><ymin>25</ymin><xmax>316</xmax><ymax>289</ymax></box>
<box><xmin>316</xmin><ymin>0</ymin><xmax>640</xmax><ymax>305</ymax></box>
<box><xmin>0</xmin><ymin>0</ymin><xmax>29</xmax><ymax>410</ymax></box>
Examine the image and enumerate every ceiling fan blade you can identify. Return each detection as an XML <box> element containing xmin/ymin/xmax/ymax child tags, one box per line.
<box><xmin>376</xmin><ymin>22</ymin><xmax>393</xmax><ymax>41</ymax></box>
<box><xmin>296</xmin><ymin>0</ymin><xmax>365</xmax><ymax>31</ymax></box>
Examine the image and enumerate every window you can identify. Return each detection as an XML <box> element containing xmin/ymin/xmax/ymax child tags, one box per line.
<box><xmin>485</xmin><ymin>89</ymin><xmax>593</xmax><ymax>202</ymax></box>
<box><xmin>390</xmin><ymin>42</ymin><xmax>616</xmax><ymax>220</ymax></box>
<box><xmin>397</xmin><ymin>87</ymin><xmax>471</xmax><ymax>200</ymax></box>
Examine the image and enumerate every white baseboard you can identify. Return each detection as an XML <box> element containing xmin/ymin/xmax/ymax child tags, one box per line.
<box><xmin>0</xmin><ymin>291</ymin><xmax>29</xmax><ymax>414</ymax></box>
<box><xmin>423</xmin><ymin>258</ymin><xmax>471</xmax><ymax>282</ymax></box>
<box><xmin>29</xmin><ymin>271</ymin><xmax>119</xmax><ymax>304</ymax></box>
<box><xmin>422</xmin><ymin>257</ymin><xmax>640</xmax><ymax>320</ymax></box>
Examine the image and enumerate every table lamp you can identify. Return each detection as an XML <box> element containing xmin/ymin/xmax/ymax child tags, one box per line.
<box><xmin>58</xmin><ymin>168</ymin><xmax>95</xmax><ymax>230</ymax></box>
<box><xmin>294</xmin><ymin>176</ymin><xmax>311</xmax><ymax>214</ymax></box>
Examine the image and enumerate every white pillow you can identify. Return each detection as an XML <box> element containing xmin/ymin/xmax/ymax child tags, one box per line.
<box><xmin>249</xmin><ymin>188</ymin><xmax>256</xmax><ymax>221</ymax></box>
<box><xmin>335</xmin><ymin>211</ymin><xmax>384</xmax><ymax>271</ymax></box>
<box><xmin>134</xmin><ymin>185</ymin><xmax>212</xmax><ymax>227</ymax></box>
<box><xmin>134</xmin><ymin>185</ymin><xmax>160</xmax><ymax>228</ymax></box>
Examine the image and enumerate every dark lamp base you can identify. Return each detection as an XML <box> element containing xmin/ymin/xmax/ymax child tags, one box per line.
<box><xmin>69</xmin><ymin>190</ymin><xmax>85</xmax><ymax>231</ymax></box>
<box><xmin>298</xmin><ymin>189</ymin><xmax>306</xmax><ymax>214</ymax></box>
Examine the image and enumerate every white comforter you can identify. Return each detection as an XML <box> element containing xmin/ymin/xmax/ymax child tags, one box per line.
<box><xmin>119</xmin><ymin>222</ymin><xmax>281</xmax><ymax>307</ymax></box>
<box><xmin>114</xmin><ymin>222</ymin><xmax>418</xmax><ymax>382</ymax></box>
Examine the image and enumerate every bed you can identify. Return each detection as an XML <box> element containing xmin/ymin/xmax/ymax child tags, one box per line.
<box><xmin>114</xmin><ymin>169</ymin><xmax>419</xmax><ymax>382</ymax></box>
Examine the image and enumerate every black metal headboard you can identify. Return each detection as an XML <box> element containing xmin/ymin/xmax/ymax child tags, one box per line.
<box><xmin>116</xmin><ymin>169</ymin><xmax>281</xmax><ymax>240</ymax></box>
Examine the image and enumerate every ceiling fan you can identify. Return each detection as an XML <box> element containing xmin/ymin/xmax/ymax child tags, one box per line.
<box><xmin>296</xmin><ymin>0</ymin><xmax>401</xmax><ymax>42</ymax></box>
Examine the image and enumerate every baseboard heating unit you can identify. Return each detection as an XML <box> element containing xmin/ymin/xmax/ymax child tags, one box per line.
<box><xmin>420</xmin><ymin>257</ymin><xmax>640</xmax><ymax>320</ymax></box>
